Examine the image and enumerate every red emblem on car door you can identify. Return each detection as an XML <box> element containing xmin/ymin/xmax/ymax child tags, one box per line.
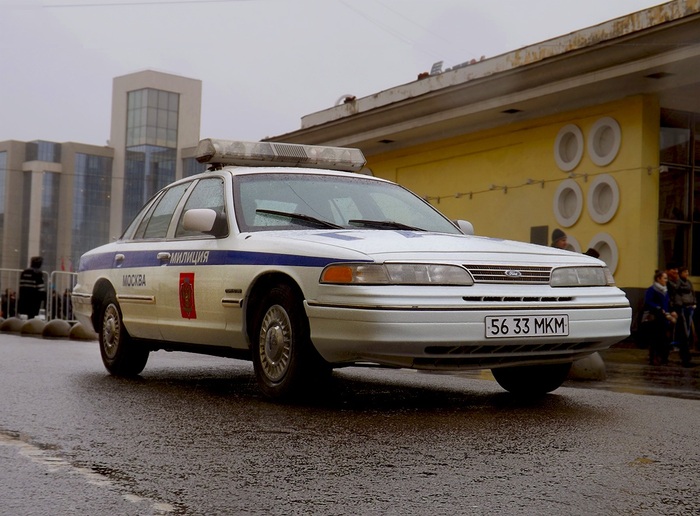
<box><xmin>179</xmin><ymin>272</ymin><xmax>197</xmax><ymax>319</ymax></box>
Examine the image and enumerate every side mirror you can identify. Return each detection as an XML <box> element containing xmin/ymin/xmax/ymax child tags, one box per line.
<box><xmin>183</xmin><ymin>208</ymin><xmax>217</xmax><ymax>233</ymax></box>
<box><xmin>183</xmin><ymin>208</ymin><xmax>229</xmax><ymax>237</ymax></box>
<box><xmin>455</xmin><ymin>220</ymin><xmax>474</xmax><ymax>235</ymax></box>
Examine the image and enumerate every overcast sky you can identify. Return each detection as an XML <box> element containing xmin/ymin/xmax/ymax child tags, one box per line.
<box><xmin>0</xmin><ymin>0</ymin><xmax>664</xmax><ymax>146</ymax></box>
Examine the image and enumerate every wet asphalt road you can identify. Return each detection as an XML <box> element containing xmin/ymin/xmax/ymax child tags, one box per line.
<box><xmin>1</xmin><ymin>333</ymin><xmax>699</xmax><ymax>515</ymax></box>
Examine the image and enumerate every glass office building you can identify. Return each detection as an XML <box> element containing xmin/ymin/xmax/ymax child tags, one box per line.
<box><xmin>110</xmin><ymin>70</ymin><xmax>202</xmax><ymax>242</ymax></box>
<box><xmin>123</xmin><ymin>88</ymin><xmax>180</xmax><ymax>228</ymax></box>
<box><xmin>0</xmin><ymin>70</ymin><xmax>202</xmax><ymax>273</ymax></box>
<box><xmin>72</xmin><ymin>153</ymin><xmax>113</xmax><ymax>268</ymax></box>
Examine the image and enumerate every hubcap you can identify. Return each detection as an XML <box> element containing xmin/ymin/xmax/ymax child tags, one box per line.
<box><xmin>259</xmin><ymin>305</ymin><xmax>292</xmax><ymax>382</ymax></box>
<box><xmin>102</xmin><ymin>304</ymin><xmax>120</xmax><ymax>359</ymax></box>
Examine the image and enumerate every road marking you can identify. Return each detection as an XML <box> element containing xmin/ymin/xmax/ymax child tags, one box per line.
<box><xmin>0</xmin><ymin>430</ymin><xmax>176</xmax><ymax>514</ymax></box>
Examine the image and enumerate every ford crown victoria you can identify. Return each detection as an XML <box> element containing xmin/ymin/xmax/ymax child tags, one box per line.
<box><xmin>72</xmin><ymin>139</ymin><xmax>632</xmax><ymax>399</ymax></box>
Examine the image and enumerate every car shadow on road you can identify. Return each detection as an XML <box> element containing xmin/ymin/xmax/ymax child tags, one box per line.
<box><xmin>79</xmin><ymin>361</ymin><xmax>613</xmax><ymax>425</ymax></box>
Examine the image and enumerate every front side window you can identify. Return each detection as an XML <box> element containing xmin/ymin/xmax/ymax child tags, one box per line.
<box><xmin>175</xmin><ymin>178</ymin><xmax>227</xmax><ymax>238</ymax></box>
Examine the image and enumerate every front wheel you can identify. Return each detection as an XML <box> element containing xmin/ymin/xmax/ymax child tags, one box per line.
<box><xmin>491</xmin><ymin>362</ymin><xmax>572</xmax><ymax>396</ymax></box>
<box><xmin>251</xmin><ymin>283</ymin><xmax>329</xmax><ymax>399</ymax></box>
<box><xmin>98</xmin><ymin>292</ymin><xmax>149</xmax><ymax>376</ymax></box>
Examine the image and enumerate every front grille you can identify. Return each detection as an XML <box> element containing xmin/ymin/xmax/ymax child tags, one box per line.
<box><xmin>413</xmin><ymin>341</ymin><xmax>604</xmax><ymax>369</ymax></box>
<box><xmin>465</xmin><ymin>264</ymin><xmax>551</xmax><ymax>284</ymax></box>
<box><xmin>462</xmin><ymin>296</ymin><xmax>573</xmax><ymax>303</ymax></box>
<box><xmin>425</xmin><ymin>341</ymin><xmax>594</xmax><ymax>356</ymax></box>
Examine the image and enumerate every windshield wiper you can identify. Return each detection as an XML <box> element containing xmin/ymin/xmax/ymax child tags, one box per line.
<box><xmin>256</xmin><ymin>209</ymin><xmax>343</xmax><ymax>229</ymax></box>
<box><xmin>348</xmin><ymin>219</ymin><xmax>425</xmax><ymax>231</ymax></box>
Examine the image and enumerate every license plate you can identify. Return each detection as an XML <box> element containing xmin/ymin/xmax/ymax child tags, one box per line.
<box><xmin>485</xmin><ymin>315</ymin><xmax>569</xmax><ymax>338</ymax></box>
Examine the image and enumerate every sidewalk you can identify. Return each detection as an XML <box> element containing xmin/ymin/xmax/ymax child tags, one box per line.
<box><xmin>566</xmin><ymin>343</ymin><xmax>700</xmax><ymax>400</ymax></box>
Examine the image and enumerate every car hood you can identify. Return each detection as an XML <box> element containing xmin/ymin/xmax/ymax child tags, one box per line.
<box><xmin>252</xmin><ymin>230</ymin><xmax>596</xmax><ymax>265</ymax></box>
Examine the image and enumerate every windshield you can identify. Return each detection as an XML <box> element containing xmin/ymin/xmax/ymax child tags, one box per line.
<box><xmin>233</xmin><ymin>173</ymin><xmax>461</xmax><ymax>234</ymax></box>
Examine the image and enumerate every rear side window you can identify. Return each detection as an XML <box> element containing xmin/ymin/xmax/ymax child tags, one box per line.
<box><xmin>136</xmin><ymin>182</ymin><xmax>189</xmax><ymax>239</ymax></box>
<box><xmin>121</xmin><ymin>192</ymin><xmax>162</xmax><ymax>240</ymax></box>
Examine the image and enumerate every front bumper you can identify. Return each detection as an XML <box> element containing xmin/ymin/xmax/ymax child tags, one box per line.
<box><xmin>305</xmin><ymin>303</ymin><xmax>631</xmax><ymax>370</ymax></box>
<box><xmin>71</xmin><ymin>291</ymin><xmax>95</xmax><ymax>332</ymax></box>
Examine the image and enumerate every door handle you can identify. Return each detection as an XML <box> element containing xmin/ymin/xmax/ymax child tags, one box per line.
<box><xmin>157</xmin><ymin>252</ymin><xmax>171</xmax><ymax>263</ymax></box>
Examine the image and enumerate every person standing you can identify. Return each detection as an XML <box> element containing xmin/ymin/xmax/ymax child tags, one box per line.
<box><xmin>666</xmin><ymin>263</ymin><xmax>681</xmax><ymax>347</ymax></box>
<box><xmin>1</xmin><ymin>289</ymin><xmax>17</xmax><ymax>318</ymax></box>
<box><xmin>551</xmin><ymin>228</ymin><xmax>568</xmax><ymax>249</ymax></box>
<box><xmin>676</xmin><ymin>266</ymin><xmax>695</xmax><ymax>367</ymax></box>
<box><xmin>18</xmin><ymin>256</ymin><xmax>46</xmax><ymax>319</ymax></box>
<box><xmin>641</xmin><ymin>269</ymin><xmax>677</xmax><ymax>365</ymax></box>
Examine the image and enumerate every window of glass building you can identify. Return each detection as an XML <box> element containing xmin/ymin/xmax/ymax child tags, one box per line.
<box><xmin>0</xmin><ymin>152</ymin><xmax>5</xmax><ymax>266</ymax></box>
<box><xmin>20</xmin><ymin>172</ymin><xmax>31</xmax><ymax>269</ymax></box>
<box><xmin>123</xmin><ymin>146</ymin><xmax>176</xmax><ymax>229</ymax></box>
<box><xmin>40</xmin><ymin>172</ymin><xmax>60</xmax><ymax>272</ymax></box>
<box><xmin>126</xmin><ymin>88</ymin><xmax>179</xmax><ymax>148</ymax></box>
<box><xmin>183</xmin><ymin>157</ymin><xmax>207</xmax><ymax>178</ymax></box>
<box><xmin>72</xmin><ymin>153</ymin><xmax>112</xmax><ymax>270</ymax></box>
<box><xmin>659</xmin><ymin>109</ymin><xmax>700</xmax><ymax>273</ymax></box>
<box><xmin>123</xmin><ymin>88</ymin><xmax>179</xmax><ymax>230</ymax></box>
<box><xmin>25</xmin><ymin>141</ymin><xmax>62</xmax><ymax>163</ymax></box>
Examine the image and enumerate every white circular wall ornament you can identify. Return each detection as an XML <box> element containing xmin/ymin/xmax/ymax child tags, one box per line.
<box><xmin>588</xmin><ymin>117</ymin><xmax>621</xmax><ymax>166</ymax></box>
<box><xmin>564</xmin><ymin>235</ymin><xmax>581</xmax><ymax>253</ymax></box>
<box><xmin>588</xmin><ymin>232</ymin><xmax>619</xmax><ymax>274</ymax></box>
<box><xmin>554</xmin><ymin>124</ymin><xmax>584</xmax><ymax>172</ymax></box>
<box><xmin>587</xmin><ymin>174</ymin><xmax>619</xmax><ymax>224</ymax></box>
<box><xmin>553</xmin><ymin>179</ymin><xmax>583</xmax><ymax>228</ymax></box>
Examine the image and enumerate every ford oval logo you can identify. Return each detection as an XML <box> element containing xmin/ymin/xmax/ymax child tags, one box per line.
<box><xmin>505</xmin><ymin>270</ymin><xmax>522</xmax><ymax>277</ymax></box>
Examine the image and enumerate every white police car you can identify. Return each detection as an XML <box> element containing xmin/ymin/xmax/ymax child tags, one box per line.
<box><xmin>72</xmin><ymin>139</ymin><xmax>631</xmax><ymax>399</ymax></box>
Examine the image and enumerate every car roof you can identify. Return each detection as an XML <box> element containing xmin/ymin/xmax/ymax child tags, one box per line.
<box><xmin>182</xmin><ymin>165</ymin><xmax>390</xmax><ymax>184</ymax></box>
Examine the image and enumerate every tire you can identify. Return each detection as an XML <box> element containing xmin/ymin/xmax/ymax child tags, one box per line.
<box><xmin>491</xmin><ymin>362</ymin><xmax>572</xmax><ymax>396</ymax></box>
<box><xmin>97</xmin><ymin>291</ymin><xmax>149</xmax><ymax>376</ymax></box>
<box><xmin>251</xmin><ymin>283</ymin><xmax>329</xmax><ymax>399</ymax></box>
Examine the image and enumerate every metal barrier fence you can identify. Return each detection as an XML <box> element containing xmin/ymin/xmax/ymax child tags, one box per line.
<box><xmin>0</xmin><ymin>268</ymin><xmax>20</xmax><ymax>320</ymax></box>
<box><xmin>0</xmin><ymin>268</ymin><xmax>78</xmax><ymax>322</ymax></box>
<box><xmin>48</xmin><ymin>271</ymin><xmax>78</xmax><ymax>322</ymax></box>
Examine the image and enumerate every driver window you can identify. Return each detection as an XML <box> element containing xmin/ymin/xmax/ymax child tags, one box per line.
<box><xmin>176</xmin><ymin>177</ymin><xmax>227</xmax><ymax>238</ymax></box>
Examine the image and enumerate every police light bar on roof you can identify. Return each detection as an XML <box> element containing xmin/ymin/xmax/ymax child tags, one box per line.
<box><xmin>195</xmin><ymin>138</ymin><xmax>367</xmax><ymax>172</ymax></box>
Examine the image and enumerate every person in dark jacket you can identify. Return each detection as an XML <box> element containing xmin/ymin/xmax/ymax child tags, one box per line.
<box><xmin>641</xmin><ymin>269</ymin><xmax>677</xmax><ymax>366</ymax></box>
<box><xmin>18</xmin><ymin>256</ymin><xmax>45</xmax><ymax>319</ymax></box>
<box><xmin>1</xmin><ymin>289</ymin><xmax>17</xmax><ymax>318</ymax></box>
<box><xmin>551</xmin><ymin>228</ymin><xmax>568</xmax><ymax>249</ymax></box>
<box><xmin>675</xmin><ymin>266</ymin><xmax>695</xmax><ymax>367</ymax></box>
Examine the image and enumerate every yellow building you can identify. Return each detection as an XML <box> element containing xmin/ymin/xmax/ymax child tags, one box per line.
<box><xmin>269</xmin><ymin>0</ymin><xmax>700</xmax><ymax>316</ymax></box>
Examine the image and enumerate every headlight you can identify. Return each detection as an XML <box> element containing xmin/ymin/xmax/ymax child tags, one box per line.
<box><xmin>320</xmin><ymin>263</ymin><xmax>474</xmax><ymax>285</ymax></box>
<box><xmin>550</xmin><ymin>266</ymin><xmax>614</xmax><ymax>287</ymax></box>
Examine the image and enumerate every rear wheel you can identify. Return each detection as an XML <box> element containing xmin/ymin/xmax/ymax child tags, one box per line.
<box><xmin>491</xmin><ymin>362</ymin><xmax>572</xmax><ymax>396</ymax></box>
<box><xmin>251</xmin><ymin>283</ymin><xmax>329</xmax><ymax>399</ymax></box>
<box><xmin>97</xmin><ymin>291</ymin><xmax>149</xmax><ymax>376</ymax></box>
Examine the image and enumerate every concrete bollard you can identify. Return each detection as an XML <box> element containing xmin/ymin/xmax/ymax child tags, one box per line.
<box><xmin>69</xmin><ymin>322</ymin><xmax>98</xmax><ymax>341</ymax></box>
<box><xmin>20</xmin><ymin>318</ymin><xmax>46</xmax><ymax>336</ymax></box>
<box><xmin>0</xmin><ymin>317</ymin><xmax>25</xmax><ymax>333</ymax></box>
<box><xmin>568</xmin><ymin>352</ymin><xmax>607</xmax><ymax>381</ymax></box>
<box><xmin>42</xmin><ymin>319</ymin><xmax>72</xmax><ymax>339</ymax></box>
